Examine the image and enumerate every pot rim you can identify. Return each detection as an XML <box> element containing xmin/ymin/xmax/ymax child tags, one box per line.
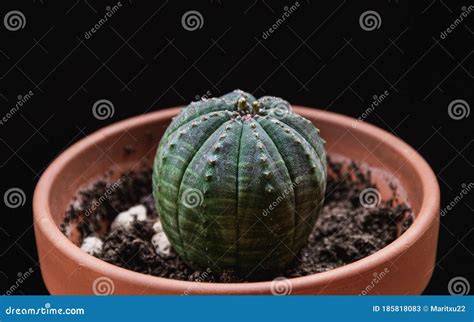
<box><xmin>33</xmin><ymin>106</ymin><xmax>440</xmax><ymax>294</ymax></box>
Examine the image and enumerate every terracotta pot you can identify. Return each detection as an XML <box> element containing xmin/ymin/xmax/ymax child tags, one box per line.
<box><xmin>33</xmin><ymin>107</ymin><xmax>440</xmax><ymax>295</ymax></box>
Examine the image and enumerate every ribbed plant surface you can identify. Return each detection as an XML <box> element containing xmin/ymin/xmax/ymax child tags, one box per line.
<box><xmin>153</xmin><ymin>90</ymin><xmax>326</xmax><ymax>275</ymax></box>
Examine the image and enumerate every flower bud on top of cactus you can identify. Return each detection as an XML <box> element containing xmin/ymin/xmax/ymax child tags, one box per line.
<box><xmin>153</xmin><ymin>90</ymin><xmax>327</xmax><ymax>276</ymax></box>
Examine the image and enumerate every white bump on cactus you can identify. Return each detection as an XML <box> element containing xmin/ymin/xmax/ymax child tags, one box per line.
<box><xmin>111</xmin><ymin>205</ymin><xmax>147</xmax><ymax>231</ymax></box>
<box><xmin>80</xmin><ymin>236</ymin><xmax>103</xmax><ymax>256</ymax></box>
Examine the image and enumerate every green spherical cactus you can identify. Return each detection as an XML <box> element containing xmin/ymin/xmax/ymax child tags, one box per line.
<box><xmin>153</xmin><ymin>90</ymin><xmax>327</xmax><ymax>275</ymax></box>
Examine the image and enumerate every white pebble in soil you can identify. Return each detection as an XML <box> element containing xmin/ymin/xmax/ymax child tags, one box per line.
<box><xmin>152</xmin><ymin>220</ymin><xmax>164</xmax><ymax>233</ymax></box>
<box><xmin>152</xmin><ymin>232</ymin><xmax>171</xmax><ymax>257</ymax></box>
<box><xmin>111</xmin><ymin>205</ymin><xmax>147</xmax><ymax>231</ymax></box>
<box><xmin>151</xmin><ymin>220</ymin><xmax>171</xmax><ymax>257</ymax></box>
<box><xmin>80</xmin><ymin>236</ymin><xmax>103</xmax><ymax>256</ymax></box>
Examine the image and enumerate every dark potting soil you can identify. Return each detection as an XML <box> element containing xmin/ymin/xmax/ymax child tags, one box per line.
<box><xmin>61</xmin><ymin>159</ymin><xmax>413</xmax><ymax>282</ymax></box>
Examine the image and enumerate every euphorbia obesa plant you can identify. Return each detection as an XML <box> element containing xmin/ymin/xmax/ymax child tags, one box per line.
<box><xmin>153</xmin><ymin>90</ymin><xmax>327</xmax><ymax>275</ymax></box>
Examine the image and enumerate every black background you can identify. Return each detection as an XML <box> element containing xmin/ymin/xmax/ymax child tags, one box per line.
<box><xmin>0</xmin><ymin>0</ymin><xmax>472</xmax><ymax>295</ymax></box>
